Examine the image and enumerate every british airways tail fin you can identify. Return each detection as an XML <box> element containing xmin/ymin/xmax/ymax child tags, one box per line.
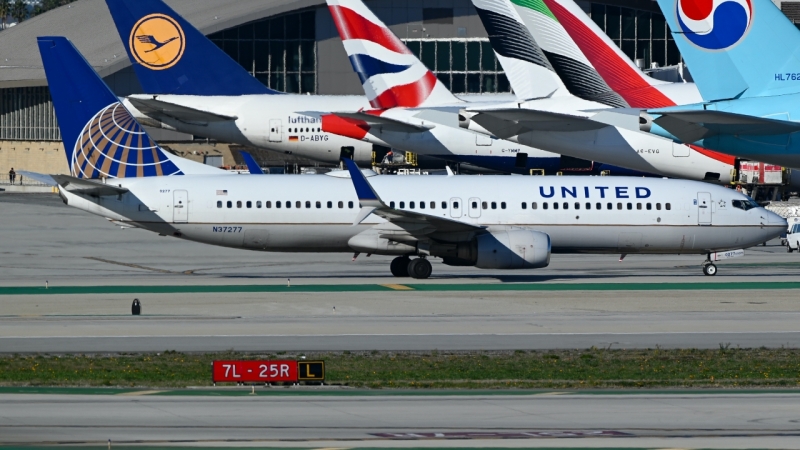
<box><xmin>656</xmin><ymin>0</ymin><xmax>800</xmax><ymax>101</ymax></box>
<box><xmin>38</xmin><ymin>37</ymin><xmax>223</xmax><ymax>179</ymax></box>
<box><xmin>326</xmin><ymin>0</ymin><xmax>460</xmax><ymax>108</ymax></box>
<box><xmin>105</xmin><ymin>0</ymin><xmax>277</xmax><ymax>96</ymax></box>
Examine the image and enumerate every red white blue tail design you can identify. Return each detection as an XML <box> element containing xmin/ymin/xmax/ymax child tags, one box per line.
<box><xmin>327</xmin><ymin>0</ymin><xmax>460</xmax><ymax>108</ymax></box>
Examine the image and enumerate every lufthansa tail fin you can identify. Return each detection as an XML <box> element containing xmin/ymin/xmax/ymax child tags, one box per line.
<box><xmin>656</xmin><ymin>0</ymin><xmax>800</xmax><ymax>101</ymax></box>
<box><xmin>105</xmin><ymin>0</ymin><xmax>277</xmax><ymax>96</ymax></box>
<box><xmin>326</xmin><ymin>0</ymin><xmax>460</xmax><ymax>108</ymax></box>
<box><xmin>38</xmin><ymin>37</ymin><xmax>223</xmax><ymax>179</ymax></box>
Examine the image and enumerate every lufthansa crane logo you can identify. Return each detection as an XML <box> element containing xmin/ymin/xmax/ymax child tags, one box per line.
<box><xmin>130</xmin><ymin>14</ymin><xmax>185</xmax><ymax>71</ymax></box>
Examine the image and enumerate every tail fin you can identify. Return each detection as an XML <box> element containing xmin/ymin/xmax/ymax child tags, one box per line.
<box><xmin>475</xmin><ymin>0</ymin><xmax>626</xmax><ymax>107</ymax></box>
<box><xmin>105</xmin><ymin>0</ymin><xmax>276</xmax><ymax>96</ymax></box>
<box><xmin>38</xmin><ymin>37</ymin><xmax>222</xmax><ymax>179</ymax></box>
<box><xmin>656</xmin><ymin>0</ymin><xmax>800</xmax><ymax>101</ymax></box>
<box><xmin>326</xmin><ymin>0</ymin><xmax>460</xmax><ymax>108</ymax></box>
<box><xmin>239</xmin><ymin>151</ymin><xmax>265</xmax><ymax>175</ymax></box>
<box><xmin>542</xmin><ymin>0</ymin><xmax>678</xmax><ymax>108</ymax></box>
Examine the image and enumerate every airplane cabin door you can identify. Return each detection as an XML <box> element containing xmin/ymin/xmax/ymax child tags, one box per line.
<box><xmin>173</xmin><ymin>190</ymin><xmax>188</xmax><ymax>223</ymax></box>
<box><xmin>468</xmin><ymin>197</ymin><xmax>481</xmax><ymax>218</ymax></box>
<box><xmin>697</xmin><ymin>192</ymin><xmax>712</xmax><ymax>225</ymax></box>
<box><xmin>450</xmin><ymin>197</ymin><xmax>462</xmax><ymax>218</ymax></box>
<box><xmin>269</xmin><ymin>119</ymin><xmax>282</xmax><ymax>142</ymax></box>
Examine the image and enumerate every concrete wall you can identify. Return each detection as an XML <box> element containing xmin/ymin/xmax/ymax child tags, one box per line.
<box><xmin>0</xmin><ymin>141</ymin><xmax>68</xmax><ymax>177</ymax></box>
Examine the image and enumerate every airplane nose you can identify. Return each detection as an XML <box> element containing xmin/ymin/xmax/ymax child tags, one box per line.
<box><xmin>767</xmin><ymin>210</ymin><xmax>788</xmax><ymax>226</ymax></box>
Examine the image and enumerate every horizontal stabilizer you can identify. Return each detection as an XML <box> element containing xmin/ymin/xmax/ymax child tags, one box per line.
<box><xmin>17</xmin><ymin>171</ymin><xmax>57</xmax><ymax>186</ymax></box>
<box><xmin>653</xmin><ymin>110</ymin><xmax>800</xmax><ymax>143</ymax></box>
<box><xmin>51</xmin><ymin>175</ymin><xmax>129</xmax><ymax>197</ymax></box>
<box><xmin>465</xmin><ymin>107</ymin><xmax>607</xmax><ymax>139</ymax></box>
<box><xmin>127</xmin><ymin>97</ymin><xmax>237</xmax><ymax>124</ymax></box>
<box><xmin>332</xmin><ymin>111</ymin><xmax>434</xmax><ymax>133</ymax></box>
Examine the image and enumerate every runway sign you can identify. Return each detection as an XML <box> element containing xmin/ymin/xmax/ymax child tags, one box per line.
<box><xmin>298</xmin><ymin>360</ymin><xmax>325</xmax><ymax>381</ymax></box>
<box><xmin>212</xmin><ymin>360</ymin><xmax>298</xmax><ymax>382</ymax></box>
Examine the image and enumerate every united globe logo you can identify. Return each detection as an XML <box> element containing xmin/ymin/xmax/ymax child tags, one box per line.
<box><xmin>129</xmin><ymin>13</ymin><xmax>186</xmax><ymax>70</ymax></box>
<box><xmin>676</xmin><ymin>0</ymin><xmax>752</xmax><ymax>51</ymax></box>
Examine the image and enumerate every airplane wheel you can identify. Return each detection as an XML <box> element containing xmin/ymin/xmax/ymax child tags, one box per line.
<box><xmin>390</xmin><ymin>256</ymin><xmax>410</xmax><ymax>277</ymax></box>
<box><xmin>407</xmin><ymin>258</ymin><xmax>432</xmax><ymax>279</ymax></box>
<box><xmin>788</xmin><ymin>245</ymin><xmax>794</xmax><ymax>253</ymax></box>
<box><xmin>703</xmin><ymin>263</ymin><xmax>717</xmax><ymax>276</ymax></box>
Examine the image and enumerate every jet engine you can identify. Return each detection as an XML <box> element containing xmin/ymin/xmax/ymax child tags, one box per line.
<box><xmin>639</xmin><ymin>112</ymin><xmax>653</xmax><ymax>133</ymax></box>
<box><xmin>436</xmin><ymin>229</ymin><xmax>551</xmax><ymax>269</ymax></box>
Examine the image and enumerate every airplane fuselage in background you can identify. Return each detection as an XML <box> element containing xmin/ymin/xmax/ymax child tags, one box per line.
<box><xmin>60</xmin><ymin>173</ymin><xmax>783</xmax><ymax>259</ymax></box>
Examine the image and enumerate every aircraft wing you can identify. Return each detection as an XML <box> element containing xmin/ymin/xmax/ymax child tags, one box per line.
<box><xmin>51</xmin><ymin>175</ymin><xmax>129</xmax><ymax>197</ymax></box>
<box><xmin>331</xmin><ymin>111</ymin><xmax>435</xmax><ymax>133</ymax></box>
<box><xmin>343</xmin><ymin>159</ymin><xmax>482</xmax><ymax>235</ymax></box>
<box><xmin>127</xmin><ymin>96</ymin><xmax>237</xmax><ymax>124</ymax></box>
<box><xmin>652</xmin><ymin>110</ymin><xmax>800</xmax><ymax>143</ymax></box>
<box><xmin>463</xmin><ymin>107</ymin><xmax>607</xmax><ymax>139</ymax></box>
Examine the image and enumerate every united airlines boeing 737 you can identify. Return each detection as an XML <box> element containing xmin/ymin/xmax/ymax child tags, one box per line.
<box><xmin>31</xmin><ymin>36</ymin><xmax>786</xmax><ymax>279</ymax></box>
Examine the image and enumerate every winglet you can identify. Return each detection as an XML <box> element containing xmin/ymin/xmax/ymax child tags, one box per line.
<box><xmin>343</xmin><ymin>158</ymin><xmax>383</xmax><ymax>224</ymax></box>
<box><xmin>239</xmin><ymin>151</ymin><xmax>264</xmax><ymax>175</ymax></box>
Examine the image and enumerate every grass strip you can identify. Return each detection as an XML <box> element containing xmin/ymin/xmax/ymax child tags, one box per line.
<box><xmin>3</xmin><ymin>281</ymin><xmax>800</xmax><ymax>295</ymax></box>
<box><xmin>1</xmin><ymin>348</ymin><xmax>800</xmax><ymax>389</ymax></box>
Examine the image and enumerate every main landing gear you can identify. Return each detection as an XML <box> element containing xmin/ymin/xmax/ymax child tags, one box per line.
<box><xmin>702</xmin><ymin>257</ymin><xmax>717</xmax><ymax>276</ymax></box>
<box><xmin>390</xmin><ymin>256</ymin><xmax>432</xmax><ymax>279</ymax></box>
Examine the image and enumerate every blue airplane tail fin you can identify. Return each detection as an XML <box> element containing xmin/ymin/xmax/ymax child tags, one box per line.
<box><xmin>239</xmin><ymin>151</ymin><xmax>265</xmax><ymax>175</ymax></box>
<box><xmin>105</xmin><ymin>0</ymin><xmax>277</xmax><ymax>96</ymax></box>
<box><xmin>657</xmin><ymin>0</ymin><xmax>800</xmax><ymax>101</ymax></box>
<box><xmin>39</xmin><ymin>36</ymin><xmax>221</xmax><ymax>179</ymax></box>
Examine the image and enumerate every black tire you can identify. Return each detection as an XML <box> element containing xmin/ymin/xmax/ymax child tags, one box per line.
<box><xmin>408</xmin><ymin>258</ymin><xmax>432</xmax><ymax>279</ymax></box>
<box><xmin>703</xmin><ymin>263</ymin><xmax>717</xmax><ymax>276</ymax></box>
<box><xmin>390</xmin><ymin>256</ymin><xmax>410</xmax><ymax>277</ymax></box>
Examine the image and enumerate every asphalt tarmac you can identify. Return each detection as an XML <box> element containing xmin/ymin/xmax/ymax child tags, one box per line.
<box><xmin>2</xmin><ymin>391</ymin><xmax>800</xmax><ymax>448</ymax></box>
<box><xmin>3</xmin><ymin>193</ymin><xmax>800</xmax><ymax>352</ymax></box>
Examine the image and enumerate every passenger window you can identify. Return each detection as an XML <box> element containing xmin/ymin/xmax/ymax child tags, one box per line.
<box><xmin>646</xmin><ymin>203</ymin><xmax>651</xmax><ymax>210</ymax></box>
<box><xmin>532</xmin><ymin>202</ymin><xmax>537</xmax><ymax>210</ymax></box>
<box><xmin>607</xmin><ymin>203</ymin><xmax>612</xmax><ymax>210</ymax></box>
<box><xmin>227</xmin><ymin>201</ymin><xmax>232</xmax><ymax>208</ymax></box>
<box><xmin>316</xmin><ymin>201</ymin><xmax>321</xmax><ymax>209</ymax></box>
<box><xmin>491</xmin><ymin>202</ymin><xmax>497</xmax><ymax>210</ymax></box>
<box><xmin>400</xmin><ymin>201</ymin><xmax>405</xmax><ymax>208</ymax></box>
<box><xmin>327</xmin><ymin>201</ymin><xmax>333</xmax><ymax>208</ymax></box>
<box><xmin>256</xmin><ymin>201</ymin><xmax>262</xmax><ymax>208</ymax></box>
<box><xmin>656</xmin><ymin>203</ymin><xmax>661</xmax><ymax>210</ymax></box>
<box><xmin>575</xmin><ymin>202</ymin><xmax>580</xmax><ymax>210</ymax></box>
<box><xmin>410</xmin><ymin>201</ymin><xmax>415</xmax><ymax>209</ymax></box>
<box><xmin>553</xmin><ymin>202</ymin><xmax>559</xmax><ymax>210</ymax></box>
<box><xmin>246</xmin><ymin>201</ymin><xmax>252</xmax><ymax>208</ymax></box>
<box><xmin>472</xmin><ymin>201</ymin><xmax>478</xmax><ymax>209</ymax></box>
<box><xmin>596</xmin><ymin>202</ymin><xmax>601</xmax><ymax>210</ymax></box>
<box><xmin>348</xmin><ymin>201</ymin><xmax>354</xmax><ymax>209</ymax></box>
<box><xmin>217</xmin><ymin>201</ymin><xmax>222</xmax><ymax>208</ymax></box>
<box><xmin>617</xmin><ymin>203</ymin><xmax>622</xmax><ymax>210</ymax></box>
<box><xmin>286</xmin><ymin>201</ymin><xmax>291</xmax><ymax>209</ymax></box>
<box><xmin>430</xmin><ymin>201</ymin><xmax>435</xmax><ymax>209</ymax></box>
<box><xmin>482</xmin><ymin>201</ymin><xmax>488</xmax><ymax>210</ymax></box>
<box><xmin>338</xmin><ymin>201</ymin><xmax>344</xmax><ymax>208</ymax></box>
<box><xmin>666</xmin><ymin>203</ymin><xmax>671</xmax><ymax>210</ymax></box>
<box><xmin>390</xmin><ymin>201</ymin><xmax>396</xmax><ymax>208</ymax></box>
<box><xmin>420</xmin><ymin>201</ymin><xmax>425</xmax><ymax>209</ymax></box>
<box><xmin>296</xmin><ymin>201</ymin><xmax>302</xmax><ymax>208</ymax></box>
<box><xmin>266</xmin><ymin>201</ymin><xmax>272</xmax><ymax>208</ymax></box>
<box><xmin>563</xmin><ymin>202</ymin><xmax>568</xmax><ymax>210</ymax></box>
<box><xmin>636</xmin><ymin>203</ymin><xmax>642</xmax><ymax>210</ymax></box>
<box><xmin>543</xmin><ymin>202</ymin><xmax>549</xmax><ymax>210</ymax></box>
<box><xmin>237</xmin><ymin>201</ymin><xmax>242</xmax><ymax>208</ymax></box>
<box><xmin>441</xmin><ymin>201</ymin><xmax>447</xmax><ymax>209</ymax></box>
<box><xmin>501</xmin><ymin>202</ymin><xmax>506</xmax><ymax>209</ymax></box>
<box><xmin>521</xmin><ymin>202</ymin><xmax>527</xmax><ymax>210</ymax></box>
<box><xmin>585</xmin><ymin>202</ymin><xmax>591</xmax><ymax>210</ymax></box>
<box><xmin>276</xmin><ymin>201</ymin><xmax>281</xmax><ymax>208</ymax></box>
<box><xmin>454</xmin><ymin>201</ymin><xmax>459</xmax><ymax>208</ymax></box>
<box><xmin>627</xmin><ymin>203</ymin><xmax>632</xmax><ymax>210</ymax></box>
<box><xmin>306</xmin><ymin>201</ymin><xmax>311</xmax><ymax>208</ymax></box>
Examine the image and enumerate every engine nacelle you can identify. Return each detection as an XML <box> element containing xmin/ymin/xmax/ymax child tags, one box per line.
<box><xmin>348</xmin><ymin>229</ymin><xmax>417</xmax><ymax>255</ymax></box>
<box><xmin>639</xmin><ymin>111</ymin><xmax>653</xmax><ymax>133</ymax></box>
<box><xmin>475</xmin><ymin>230</ymin><xmax>551</xmax><ymax>269</ymax></box>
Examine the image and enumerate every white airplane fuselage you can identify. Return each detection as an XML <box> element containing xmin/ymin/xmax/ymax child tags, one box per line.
<box><xmin>60</xmin><ymin>173</ymin><xmax>784</xmax><ymax>259</ymax></box>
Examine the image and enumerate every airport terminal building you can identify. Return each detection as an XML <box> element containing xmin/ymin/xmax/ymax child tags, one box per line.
<box><xmin>0</xmin><ymin>0</ymin><xmax>797</xmax><ymax>175</ymax></box>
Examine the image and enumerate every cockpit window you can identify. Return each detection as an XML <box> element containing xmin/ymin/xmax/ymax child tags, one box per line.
<box><xmin>732</xmin><ymin>199</ymin><xmax>759</xmax><ymax>211</ymax></box>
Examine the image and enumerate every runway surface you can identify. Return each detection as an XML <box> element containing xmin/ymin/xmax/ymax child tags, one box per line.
<box><xmin>3</xmin><ymin>193</ymin><xmax>800</xmax><ymax>352</ymax></box>
<box><xmin>2</xmin><ymin>391</ymin><xmax>800</xmax><ymax>448</ymax></box>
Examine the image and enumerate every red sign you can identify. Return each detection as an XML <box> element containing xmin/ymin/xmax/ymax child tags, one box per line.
<box><xmin>212</xmin><ymin>360</ymin><xmax>298</xmax><ymax>382</ymax></box>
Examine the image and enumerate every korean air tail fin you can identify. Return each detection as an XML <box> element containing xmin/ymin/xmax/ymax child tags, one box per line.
<box><xmin>105</xmin><ymin>0</ymin><xmax>277</xmax><ymax>96</ymax></box>
<box><xmin>656</xmin><ymin>0</ymin><xmax>800</xmax><ymax>100</ymax></box>
<box><xmin>38</xmin><ymin>37</ymin><xmax>223</xmax><ymax>179</ymax></box>
<box><xmin>326</xmin><ymin>0</ymin><xmax>460</xmax><ymax>108</ymax></box>
<box><xmin>541</xmin><ymin>0</ymin><xmax>679</xmax><ymax>108</ymax></box>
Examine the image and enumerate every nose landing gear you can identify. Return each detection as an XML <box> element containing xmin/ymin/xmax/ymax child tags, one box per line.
<box><xmin>702</xmin><ymin>257</ymin><xmax>717</xmax><ymax>276</ymax></box>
